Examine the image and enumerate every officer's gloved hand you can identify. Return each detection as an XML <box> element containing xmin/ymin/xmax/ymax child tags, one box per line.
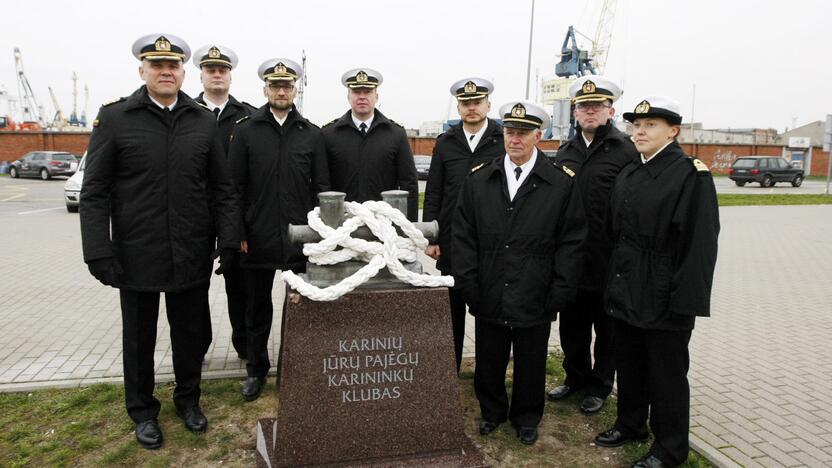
<box><xmin>87</xmin><ymin>257</ymin><xmax>121</xmax><ymax>286</ymax></box>
<box><xmin>214</xmin><ymin>248</ymin><xmax>237</xmax><ymax>275</ymax></box>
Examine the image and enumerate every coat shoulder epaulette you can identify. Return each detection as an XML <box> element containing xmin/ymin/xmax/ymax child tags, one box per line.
<box><xmin>242</xmin><ymin>101</ymin><xmax>257</xmax><ymax>112</ymax></box>
<box><xmin>469</xmin><ymin>162</ymin><xmax>486</xmax><ymax>174</ymax></box>
<box><xmin>235</xmin><ymin>115</ymin><xmax>250</xmax><ymax>125</ymax></box>
<box><xmin>551</xmin><ymin>160</ymin><xmax>575</xmax><ymax>177</ymax></box>
<box><xmin>101</xmin><ymin>97</ymin><xmax>126</xmax><ymax>108</ymax></box>
<box><xmin>389</xmin><ymin>119</ymin><xmax>405</xmax><ymax>129</ymax></box>
<box><xmin>323</xmin><ymin>118</ymin><xmax>339</xmax><ymax>128</ymax></box>
<box><xmin>688</xmin><ymin>157</ymin><xmax>710</xmax><ymax>173</ymax></box>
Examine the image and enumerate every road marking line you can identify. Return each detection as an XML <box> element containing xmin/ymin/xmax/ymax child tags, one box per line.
<box><xmin>18</xmin><ymin>207</ymin><xmax>63</xmax><ymax>215</ymax></box>
<box><xmin>1</xmin><ymin>194</ymin><xmax>24</xmax><ymax>202</ymax></box>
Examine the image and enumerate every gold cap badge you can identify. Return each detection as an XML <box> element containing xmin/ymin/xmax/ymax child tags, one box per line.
<box><xmin>356</xmin><ymin>71</ymin><xmax>368</xmax><ymax>83</ymax></box>
<box><xmin>275</xmin><ymin>62</ymin><xmax>287</xmax><ymax>74</ymax></box>
<box><xmin>208</xmin><ymin>46</ymin><xmax>221</xmax><ymax>58</ymax></box>
<box><xmin>464</xmin><ymin>81</ymin><xmax>477</xmax><ymax>93</ymax></box>
<box><xmin>511</xmin><ymin>103</ymin><xmax>527</xmax><ymax>118</ymax></box>
<box><xmin>155</xmin><ymin>36</ymin><xmax>171</xmax><ymax>52</ymax></box>
<box><xmin>635</xmin><ymin>100</ymin><xmax>651</xmax><ymax>114</ymax></box>
<box><xmin>582</xmin><ymin>80</ymin><xmax>596</xmax><ymax>94</ymax></box>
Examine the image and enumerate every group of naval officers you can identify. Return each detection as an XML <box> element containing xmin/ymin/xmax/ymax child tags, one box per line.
<box><xmin>78</xmin><ymin>33</ymin><xmax>719</xmax><ymax>468</ymax></box>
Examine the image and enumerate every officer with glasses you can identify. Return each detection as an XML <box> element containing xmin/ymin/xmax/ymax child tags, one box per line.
<box><xmin>547</xmin><ymin>76</ymin><xmax>638</xmax><ymax>415</ymax></box>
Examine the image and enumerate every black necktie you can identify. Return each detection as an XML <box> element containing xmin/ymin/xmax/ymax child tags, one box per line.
<box><xmin>469</xmin><ymin>134</ymin><xmax>475</xmax><ymax>141</ymax></box>
<box><xmin>213</xmin><ymin>107</ymin><xmax>221</xmax><ymax>120</ymax></box>
<box><xmin>359</xmin><ymin>122</ymin><xmax>367</xmax><ymax>136</ymax></box>
<box><xmin>514</xmin><ymin>167</ymin><xmax>522</xmax><ymax>180</ymax></box>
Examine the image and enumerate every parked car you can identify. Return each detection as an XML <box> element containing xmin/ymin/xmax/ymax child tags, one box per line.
<box><xmin>8</xmin><ymin>151</ymin><xmax>77</xmax><ymax>180</ymax></box>
<box><xmin>414</xmin><ymin>155</ymin><xmax>432</xmax><ymax>180</ymax></box>
<box><xmin>64</xmin><ymin>153</ymin><xmax>86</xmax><ymax>213</ymax></box>
<box><xmin>729</xmin><ymin>156</ymin><xmax>804</xmax><ymax>187</ymax></box>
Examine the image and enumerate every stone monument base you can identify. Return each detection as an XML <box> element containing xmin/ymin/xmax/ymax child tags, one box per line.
<box><xmin>258</xmin><ymin>287</ymin><xmax>487</xmax><ymax>467</ymax></box>
<box><xmin>255</xmin><ymin>418</ymin><xmax>486</xmax><ymax>467</ymax></box>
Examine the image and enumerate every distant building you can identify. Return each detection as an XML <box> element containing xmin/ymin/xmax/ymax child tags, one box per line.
<box><xmin>776</xmin><ymin>120</ymin><xmax>825</xmax><ymax>147</ymax></box>
<box><xmin>676</xmin><ymin>124</ymin><xmax>777</xmax><ymax>145</ymax></box>
<box><xmin>418</xmin><ymin>120</ymin><xmax>445</xmax><ymax>137</ymax></box>
<box><xmin>541</xmin><ymin>77</ymin><xmax>575</xmax><ymax>105</ymax></box>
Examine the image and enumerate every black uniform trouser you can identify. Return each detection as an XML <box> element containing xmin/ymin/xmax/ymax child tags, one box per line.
<box><xmin>448</xmin><ymin>286</ymin><xmax>467</xmax><ymax>372</ymax></box>
<box><xmin>120</xmin><ymin>286</ymin><xmax>205</xmax><ymax>424</ymax></box>
<box><xmin>613</xmin><ymin>318</ymin><xmax>692</xmax><ymax>466</ymax></box>
<box><xmin>224</xmin><ymin>257</ymin><xmax>248</xmax><ymax>357</ymax></box>
<box><xmin>200</xmin><ymin>283</ymin><xmax>212</xmax><ymax>357</ymax></box>
<box><xmin>201</xmin><ymin>257</ymin><xmax>248</xmax><ymax>358</ymax></box>
<box><xmin>244</xmin><ymin>269</ymin><xmax>276</xmax><ymax>378</ymax></box>
<box><xmin>474</xmin><ymin>319</ymin><xmax>551</xmax><ymax>428</ymax></box>
<box><xmin>558</xmin><ymin>288</ymin><xmax>615</xmax><ymax>398</ymax></box>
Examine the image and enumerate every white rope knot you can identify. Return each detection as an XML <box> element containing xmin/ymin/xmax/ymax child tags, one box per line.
<box><xmin>281</xmin><ymin>200</ymin><xmax>454</xmax><ymax>301</ymax></box>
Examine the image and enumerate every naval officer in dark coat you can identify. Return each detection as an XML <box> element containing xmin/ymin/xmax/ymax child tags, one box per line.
<box><xmin>322</xmin><ymin>68</ymin><xmax>419</xmax><ymax>221</ymax></box>
<box><xmin>228</xmin><ymin>57</ymin><xmax>330</xmax><ymax>401</ymax></box>
<box><xmin>422</xmin><ymin>77</ymin><xmax>504</xmax><ymax>372</ymax></box>
<box><xmin>547</xmin><ymin>75</ymin><xmax>639</xmax><ymax>415</ymax></box>
<box><xmin>453</xmin><ymin>100</ymin><xmax>587</xmax><ymax>445</ymax></box>
<box><xmin>593</xmin><ymin>96</ymin><xmax>719</xmax><ymax>468</ymax></box>
<box><xmin>80</xmin><ymin>33</ymin><xmax>240</xmax><ymax>449</ymax></box>
<box><xmin>192</xmin><ymin>44</ymin><xmax>256</xmax><ymax>361</ymax></box>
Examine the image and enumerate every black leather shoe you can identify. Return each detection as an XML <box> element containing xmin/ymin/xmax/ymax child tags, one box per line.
<box><xmin>547</xmin><ymin>385</ymin><xmax>577</xmax><ymax>401</ymax></box>
<box><xmin>242</xmin><ymin>376</ymin><xmax>266</xmax><ymax>401</ymax></box>
<box><xmin>594</xmin><ymin>428</ymin><xmax>648</xmax><ymax>447</ymax></box>
<box><xmin>176</xmin><ymin>405</ymin><xmax>208</xmax><ymax>433</ymax></box>
<box><xmin>632</xmin><ymin>454</ymin><xmax>667</xmax><ymax>468</ymax></box>
<box><xmin>580</xmin><ymin>396</ymin><xmax>605</xmax><ymax>414</ymax></box>
<box><xmin>478</xmin><ymin>420</ymin><xmax>500</xmax><ymax>435</ymax></box>
<box><xmin>516</xmin><ymin>426</ymin><xmax>538</xmax><ymax>445</ymax></box>
<box><xmin>135</xmin><ymin>418</ymin><xmax>162</xmax><ymax>449</ymax></box>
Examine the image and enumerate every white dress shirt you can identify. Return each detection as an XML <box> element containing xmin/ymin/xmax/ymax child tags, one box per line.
<box><xmin>463</xmin><ymin>122</ymin><xmax>488</xmax><ymax>152</ymax></box>
<box><xmin>582</xmin><ymin>132</ymin><xmax>593</xmax><ymax>148</ymax></box>
<box><xmin>640</xmin><ymin>140</ymin><xmax>674</xmax><ymax>164</ymax></box>
<box><xmin>351</xmin><ymin>113</ymin><xmax>375</xmax><ymax>132</ymax></box>
<box><xmin>271</xmin><ymin>108</ymin><xmax>288</xmax><ymax>126</ymax></box>
<box><xmin>202</xmin><ymin>95</ymin><xmax>228</xmax><ymax>116</ymax></box>
<box><xmin>504</xmin><ymin>148</ymin><xmax>538</xmax><ymax>201</ymax></box>
<box><xmin>149</xmin><ymin>95</ymin><xmax>177</xmax><ymax>111</ymax></box>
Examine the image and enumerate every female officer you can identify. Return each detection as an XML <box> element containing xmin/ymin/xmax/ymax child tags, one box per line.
<box><xmin>593</xmin><ymin>96</ymin><xmax>720</xmax><ymax>468</ymax></box>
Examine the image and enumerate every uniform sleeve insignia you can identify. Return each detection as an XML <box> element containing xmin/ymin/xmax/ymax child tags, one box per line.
<box><xmin>561</xmin><ymin>165</ymin><xmax>575</xmax><ymax>177</ymax></box>
<box><xmin>691</xmin><ymin>158</ymin><xmax>709</xmax><ymax>172</ymax></box>
<box><xmin>235</xmin><ymin>115</ymin><xmax>250</xmax><ymax>125</ymax></box>
<box><xmin>93</xmin><ymin>119</ymin><xmax>100</xmax><ymax>127</ymax></box>
<box><xmin>470</xmin><ymin>163</ymin><xmax>486</xmax><ymax>173</ymax></box>
<box><xmin>102</xmin><ymin>97</ymin><xmax>125</xmax><ymax>107</ymax></box>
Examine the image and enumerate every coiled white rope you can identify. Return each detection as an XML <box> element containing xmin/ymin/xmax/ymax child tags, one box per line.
<box><xmin>281</xmin><ymin>200</ymin><xmax>454</xmax><ymax>301</ymax></box>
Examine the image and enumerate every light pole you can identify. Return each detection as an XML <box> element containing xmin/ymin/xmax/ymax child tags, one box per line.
<box><xmin>525</xmin><ymin>0</ymin><xmax>535</xmax><ymax>100</ymax></box>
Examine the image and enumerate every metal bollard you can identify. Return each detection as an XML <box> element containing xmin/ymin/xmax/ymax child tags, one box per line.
<box><xmin>318</xmin><ymin>191</ymin><xmax>346</xmax><ymax>228</ymax></box>
<box><xmin>381</xmin><ymin>190</ymin><xmax>409</xmax><ymax>217</ymax></box>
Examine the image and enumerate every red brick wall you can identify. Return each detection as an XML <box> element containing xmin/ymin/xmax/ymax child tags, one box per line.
<box><xmin>0</xmin><ymin>132</ymin><xmax>91</xmax><ymax>162</ymax></box>
<box><xmin>2</xmin><ymin>132</ymin><xmax>828</xmax><ymax>177</ymax></box>
<box><xmin>681</xmin><ymin>143</ymin><xmax>829</xmax><ymax>175</ymax></box>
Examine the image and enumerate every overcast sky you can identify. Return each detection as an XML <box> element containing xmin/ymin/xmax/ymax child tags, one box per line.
<box><xmin>1</xmin><ymin>0</ymin><xmax>829</xmax><ymax>132</ymax></box>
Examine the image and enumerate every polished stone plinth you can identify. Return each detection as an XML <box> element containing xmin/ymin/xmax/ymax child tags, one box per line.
<box><xmin>255</xmin><ymin>287</ymin><xmax>486</xmax><ymax>467</ymax></box>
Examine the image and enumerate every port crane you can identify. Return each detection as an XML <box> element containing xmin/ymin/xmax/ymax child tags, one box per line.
<box><xmin>14</xmin><ymin>47</ymin><xmax>45</xmax><ymax>128</ymax></box>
